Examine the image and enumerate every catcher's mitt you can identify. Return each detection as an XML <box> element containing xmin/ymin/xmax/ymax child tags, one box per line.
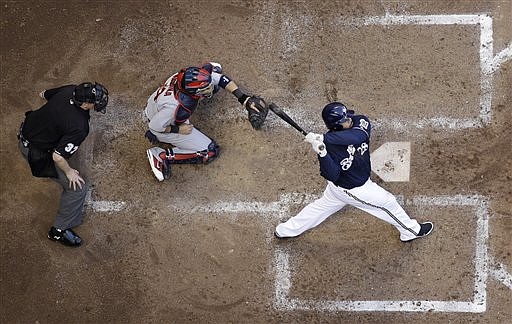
<box><xmin>244</xmin><ymin>96</ymin><xmax>268</xmax><ymax>129</ymax></box>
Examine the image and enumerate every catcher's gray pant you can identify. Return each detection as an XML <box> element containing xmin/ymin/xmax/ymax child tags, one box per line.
<box><xmin>275</xmin><ymin>179</ymin><xmax>421</xmax><ymax>241</ymax></box>
<box><xmin>19</xmin><ymin>140</ymin><xmax>87</xmax><ymax>230</ymax></box>
<box><xmin>150</xmin><ymin>126</ymin><xmax>212</xmax><ymax>154</ymax></box>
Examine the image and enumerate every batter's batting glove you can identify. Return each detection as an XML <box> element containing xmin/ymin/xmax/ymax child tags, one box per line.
<box><xmin>305</xmin><ymin>132</ymin><xmax>324</xmax><ymax>144</ymax></box>
<box><xmin>239</xmin><ymin>95</ymin><xmax>269</xmax><ymax>130</ymax></box>
<box><xmin>144</xmin><ymin>130</ymin><xmax>160</xmax><ymax>145</ymax></box>
<box><xmin>309</xmin><ymin>139</ymin><xmax>327</xmax><ymax>157</ymax></box>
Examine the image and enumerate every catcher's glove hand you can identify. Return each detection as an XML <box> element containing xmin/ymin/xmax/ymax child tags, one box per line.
<box><xmin>243</xmin><ymin>95</ymin><xmax>268</xmax><ymax>129</ymax></box>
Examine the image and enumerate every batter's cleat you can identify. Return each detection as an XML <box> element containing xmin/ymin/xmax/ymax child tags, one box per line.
<box><xmin>146</xmin><ymin>147</ymin><xmax>166</xmax><ymax>181</ymax></box>
<box><xmin>48</xmin><ymin>227</ymin><xmax>82</xmax><ymax>247</ymax></box>
<box><xmin>400</xmin><ymin>222</ymin><xmax>434</xmax><ymax>242</ymax></box>
<box><xmin>274</xmin><ymin>231</ymin><xmax>294</xmax><ymax>240</ymax></box>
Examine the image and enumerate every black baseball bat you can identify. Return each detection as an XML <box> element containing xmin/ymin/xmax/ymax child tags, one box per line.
<box><xmin>269</xmin><ymin>103</ymin><xmax>307</xmax><ymax>135</ymax></box>
<box><xmin>269</xmin><ymin>103</ymin><xmax>325</xmax><ymax>150</ymax></box>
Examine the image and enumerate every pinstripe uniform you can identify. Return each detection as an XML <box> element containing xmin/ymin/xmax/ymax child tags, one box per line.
<box><xmin>275</xmin><ymin>115</ymin><xmax>422</xmax><ymax>241</ymax></box>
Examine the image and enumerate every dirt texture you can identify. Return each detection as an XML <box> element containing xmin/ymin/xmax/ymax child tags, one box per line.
<box><xmin>1</xmin><ymin>1</ymin><xmax>510</xmax><ymax>323</ymax></box>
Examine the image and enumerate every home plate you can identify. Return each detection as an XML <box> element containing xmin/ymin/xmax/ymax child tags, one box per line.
<box><xmin>371</xmin><ymin>142</ymin><xmax>411</xmax><ymax>182</ymax></box>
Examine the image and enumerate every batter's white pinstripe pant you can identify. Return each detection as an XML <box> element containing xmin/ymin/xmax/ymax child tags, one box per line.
<box><xmin>275</xmin><ymin>179</ymin><xmax>421</xmax><ymax>241</ymax></box>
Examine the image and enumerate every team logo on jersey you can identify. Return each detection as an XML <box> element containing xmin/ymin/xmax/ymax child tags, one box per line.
<box><xmin>64</xmin><ymin>143</ymin><xmax>79</xmax><ymax>154</ymax></box>
<box><xmin>340</xmin><ymin>143</ymin><xmax>368</xmax><ymax>171</ymax></box>
<box><xmin>359</xmin><ymin>119</ymin><xmax>369</xmax><ymax>129</ymax></box>
<box><xmin>340</xmin><ymin>145</ymin><xmax>356</xmax><ymax>170</ymax></box>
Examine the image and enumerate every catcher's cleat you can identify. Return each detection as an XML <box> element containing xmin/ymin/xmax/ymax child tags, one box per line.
<box><xmin>400</xmin><ymin>222</ymin><xmax>434</xmax><ymax>242</ymax></box>
<box><xmin>162</xmin><ymin>159</ymin><xmax>172</xmax><ymax>180</ymax></box>
<box><xmin>146</xmin><ymin>147</ymin><xmax>166</xmax><ymax>181</ymax></box>
<box><xmin>48</xmin><ymin>227</ymin><xmax>82</xmax><ymax>247</ymax></box>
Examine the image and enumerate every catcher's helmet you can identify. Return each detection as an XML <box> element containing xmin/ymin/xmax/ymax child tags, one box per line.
<box><xmin>322</xmin><ymin>102</ymin><xmax>351</xmax><ymax>130</ymax></box>
<box><xmin>176</xmin><ymin>67</ymin><xmax>214</xmax><ymax>98</ymax></box>
<box><xmin>73</xmin><ymin>82</ymin><xmax>109</xmax><ymax>113</ymax></box>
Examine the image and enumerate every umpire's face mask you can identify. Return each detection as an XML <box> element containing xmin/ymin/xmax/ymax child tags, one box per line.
<box><xmin>93</xmin><ymin>86</ymin><xmax>109</xmax><ymax>114</ymax></box>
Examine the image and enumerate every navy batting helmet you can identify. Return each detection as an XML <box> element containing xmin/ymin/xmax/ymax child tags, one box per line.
<box><xmin>73</xmin><ymin>82</ymin><xmax>109</xmax><ymax>113</ymax></box>
<box><xmin>176</xmin><ymin>67</ymin><xmax>213</xmax><ymax>98</ymax></box>
<box><xmin>322</xmin><ymin>102</ymin><xmax>352</xmax><ymax>130</ymax></box>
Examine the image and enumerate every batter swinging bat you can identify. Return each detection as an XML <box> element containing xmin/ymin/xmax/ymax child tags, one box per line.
<box><xmin>269</xmin><ymin>103</ymin><xmax>325</xmax><ymax>151</ymax></box>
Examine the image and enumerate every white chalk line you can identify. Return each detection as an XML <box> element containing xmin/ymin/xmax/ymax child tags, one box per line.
<box><xmin>358</xmin><ymin>13</ymin><xmax>482</xmax><ymax>26</ymax></box>
<box><xmin>274</xmin><ymin>194</ymin><xmax>493</xmax><ymax>313</ymax></box>
<box><xmin>479</xmin><ymin>15</ymin><xmax>494</xmax><ymax>125</ymax></box>
<box><xmin>84</xmin><ymin>188</ymin><xmax>126</xmax><ymax>213</ymax></box>
<box><xmin>281</xmin><ymin>13</ymin><xmax>504</xmax><ymax>131</ymax></box>
<box><xmin>489</xmin><ymin>42</ymin><xmax>512</xmax><ymax>74</ymax></box>
<box><xmin>367</xmin><ymin>14</ymin><xmax>493</xmax><ymax>129</ymax></box>
<box><xmin>274</xmin><ymin>246</ymin><xmax>485</xmax><ymax>313</ymax></box>
<box><xmin>188</xmin><ymin>193</ymin><xmax>317</xmax><ymax>221</ymax></box>
<box><xmin>489</xmin><ymin>256</ymin><xmax>512</xmax><ymax>290</ymax></box>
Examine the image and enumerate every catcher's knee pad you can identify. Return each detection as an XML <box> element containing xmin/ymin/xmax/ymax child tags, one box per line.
<box><xmin>161</xmin><ymin>141</ymin><xmax>220</xmax><ymax>165</ymax></box>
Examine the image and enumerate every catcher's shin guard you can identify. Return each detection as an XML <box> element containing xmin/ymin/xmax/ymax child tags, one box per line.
<box><xmin>160</xmin><ymin>141</ymin><xmax>220</xmax><ymax>164</ymax></box>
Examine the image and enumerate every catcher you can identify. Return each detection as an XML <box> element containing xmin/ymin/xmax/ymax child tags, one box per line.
<box><xmin>144</xmin><ymin>62</ymin><xmax>268</xmax><ymax>181</ymax></box>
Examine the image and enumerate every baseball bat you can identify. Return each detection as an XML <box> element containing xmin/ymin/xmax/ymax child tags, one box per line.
<box><xmin>269</xmin><ymin>103</ymin><xmax>325</xmax><ymax>151</ymax></box>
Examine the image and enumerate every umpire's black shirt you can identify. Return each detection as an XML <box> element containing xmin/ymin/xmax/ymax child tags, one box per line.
<box><xmin>22</xmin><ymin>85</ymin><xmax>90</xmax><ymax>159</ymax></box>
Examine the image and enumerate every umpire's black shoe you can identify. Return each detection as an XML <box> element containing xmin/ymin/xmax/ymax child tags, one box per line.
<box><xmin>48</xmin><ymin>227</ymin><xmax>82</xmax><ymax>247</ymax></box>
<box><xmin>400</xmin><ymin>222</ymin><xmax>434</xmax><ymax>242</ymax></box>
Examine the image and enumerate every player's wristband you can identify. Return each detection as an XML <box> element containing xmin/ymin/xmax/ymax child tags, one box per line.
<box><xmin>233</xmin><ymin>88</ymin><xmax>249</xmax><ymax>105</ymax></box>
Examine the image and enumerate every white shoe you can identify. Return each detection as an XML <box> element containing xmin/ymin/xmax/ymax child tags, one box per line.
<box><xmin>146</xmin><ymin>147</ymin><xmax>166</xmax><ymax>181</ymax></box>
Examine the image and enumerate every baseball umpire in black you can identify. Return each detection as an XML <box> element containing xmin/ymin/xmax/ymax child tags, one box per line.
<box><xmin>18</xmin><ymin>82</ymin><xmax>108</xmax><ymax>247</ymax></box>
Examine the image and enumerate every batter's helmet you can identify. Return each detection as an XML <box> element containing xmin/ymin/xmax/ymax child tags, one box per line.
<box><xmin>322</xmin><ymin>102</ymin><xmax>352</xmax><ymax>130</ymax></box>
<box><xmin>73</xmin><ymin>82</ymin><xmax>109</xmax><ymax>113</ymax></box>
<box><xmin>176</xmin><ymin>67</ymin><xmax>214</xmax><ymax>98</ymax></box>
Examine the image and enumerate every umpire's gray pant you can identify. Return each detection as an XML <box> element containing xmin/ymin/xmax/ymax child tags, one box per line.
<box><xmin>19</xmin><ymin>140</ymin><xmax>88</xmax><ymax>230</ymax></box>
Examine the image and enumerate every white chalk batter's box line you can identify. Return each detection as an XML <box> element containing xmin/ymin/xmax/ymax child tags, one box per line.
<box><xmin>274</xmin><ymin>194</ymin><xmax>490</xmax><ymax>313</ymax></box>
<box><xmin>330</xmin><ymin>13</ymin><xmax>512</xmax><ymax>130</ymax></box>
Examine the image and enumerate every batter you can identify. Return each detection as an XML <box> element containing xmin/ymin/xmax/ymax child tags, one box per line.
<box><xmin>275</xmin><ymin>102</ymin><xmax>433</xmax><ymax>242</ymax></box>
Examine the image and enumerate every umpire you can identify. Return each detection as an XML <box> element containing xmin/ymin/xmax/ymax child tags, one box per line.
<box><xmin>18</xmin><ymin>82</ymin><xmax>108</xmax><ymax>247</ymax></box>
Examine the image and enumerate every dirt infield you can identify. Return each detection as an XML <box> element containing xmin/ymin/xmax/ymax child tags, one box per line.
<box><xmin>1</xmin><ymin>1</ymin><xmax>510</xmax><ymax>323</ymax></box>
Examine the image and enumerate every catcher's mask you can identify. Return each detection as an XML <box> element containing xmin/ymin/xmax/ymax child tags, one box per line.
<box><xmin>73</xmin><ymin>82</ymin><xmax>109</xmax><ymax>113</ymax></box>
<box><xmin>177</xmin><ymin>67</ymin><xmax>213</xmax><ymax>98</ymax></box>
<box><xmin>322</xmin><ymin>102</ymin><xmax>352</xmax><ymax>130</ymax></box>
